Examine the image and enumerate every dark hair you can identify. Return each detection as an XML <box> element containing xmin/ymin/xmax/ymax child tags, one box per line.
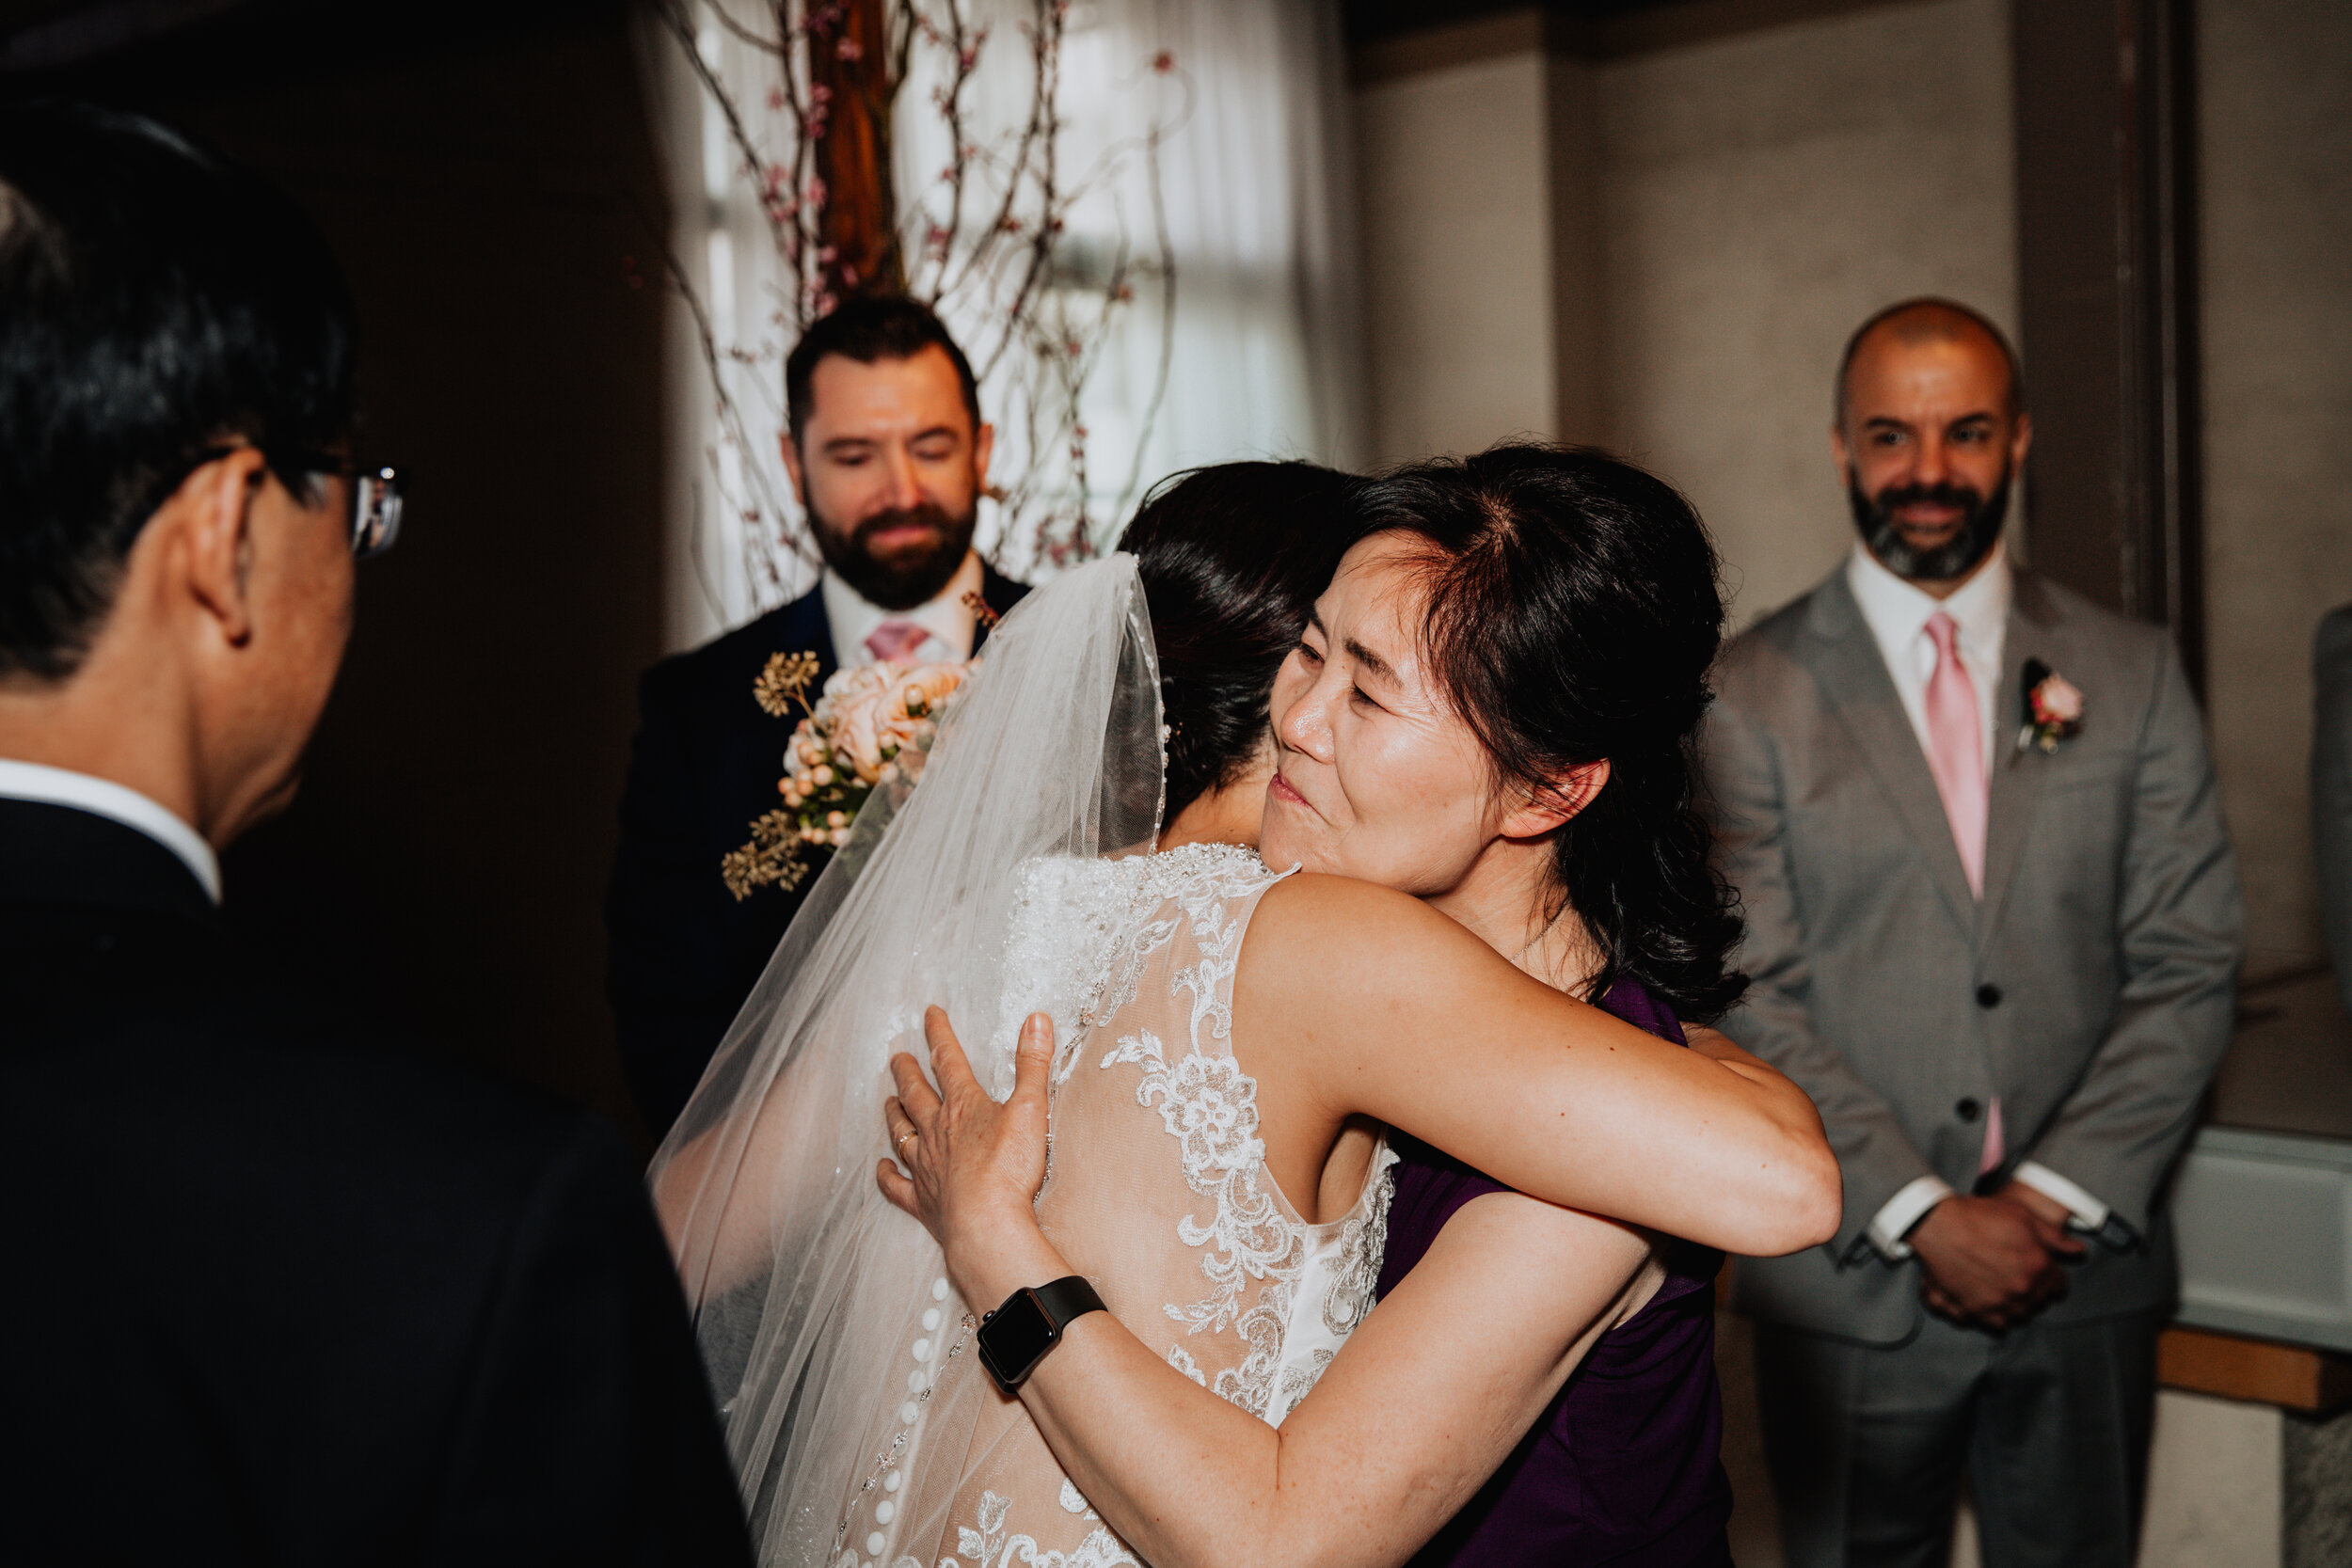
<box><xmin>0</xmin><ymin>102</ymin><xmax>358</xmax><ymax>682</ymax></box>
<box><xmin>785</xmin><ymin>295</ymin><xmax>980</xmax><ymax>445</ymax></box>
<box><xmin>1836</xmin><ymin>295</ymin><xmax>2026</xmax><ymax>420</ymax></box>
<box><xmin>1354</xmin><ymin>444</ymin><xmax>1745</xmax><ymax>1022</ymax></box>
<box><xmin>1119</xmin><ymin>462</ymin><xmax>1360</xmax><ymax>828</ymax></box>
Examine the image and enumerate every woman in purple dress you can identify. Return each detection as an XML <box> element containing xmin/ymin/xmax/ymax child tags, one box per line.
<box><xmin>885</xmin><ymin>447</ymin><xmax>1784</xmax><ymax>1565</ymax></box>
<box><xmin>1377</xmin><ymin>975</ymin><xmax>1735</xmax><ymax>1567</ymax></box>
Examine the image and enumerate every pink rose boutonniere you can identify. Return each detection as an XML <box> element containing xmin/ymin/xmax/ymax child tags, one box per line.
<box><xmin>723</xmin><ymin>650</ymin><xmax>975</xmax><ymax>899</ymax></box>
<box><xmin>2011</xmin><ymin>657</ymin><xmax>2085</xmax><ymax>765</ymax></box>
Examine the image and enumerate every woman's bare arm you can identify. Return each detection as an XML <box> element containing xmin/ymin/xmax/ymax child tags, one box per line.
<box><xmin>881</xmin><ymin>1012</ymin><xmax>1657</xmax><ymax>1568</ymax></box>
<box><xmin>1239</xmin><ymin>873</ymin><xmax>1838</xmax><ymax>1256</ymax></box>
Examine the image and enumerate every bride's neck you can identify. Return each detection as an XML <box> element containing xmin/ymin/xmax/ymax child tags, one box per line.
<box><xmin>1424</xmin><ymin>836</ymin><xmax>1603</xmax><ymax>1000</ymax></box>
<box><xmin>1159</xmin><ymin>755</ymin><xmax>1274</xmax><ymax>852</ymax></box>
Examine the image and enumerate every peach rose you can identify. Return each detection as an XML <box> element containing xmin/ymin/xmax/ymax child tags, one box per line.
<box><xmin>874</xmin><ymin>663</ymin><xmax>967</xmax><ymax>757</ymax></box>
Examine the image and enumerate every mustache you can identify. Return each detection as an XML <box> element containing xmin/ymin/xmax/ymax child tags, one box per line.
<box><xmin>851</xmin><ymin>502</ymin><xmax>958</xmax><ymax>546</ymax></box>
<box><xmin>1869</xmin><ymin>480</ymin><xmax>1985</xmax><ymax>515</ymax></box>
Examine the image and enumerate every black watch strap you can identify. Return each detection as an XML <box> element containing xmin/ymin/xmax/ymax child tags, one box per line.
<box><xmin>1029</xmin><ymin>1275</ymin><xmax>1106</xmax><ymax>1331</ymax></box>
<box><xmin>975</xmin><ymin>1275</ymin><xmax>1106</xmax><ymax>1391</ymax></box>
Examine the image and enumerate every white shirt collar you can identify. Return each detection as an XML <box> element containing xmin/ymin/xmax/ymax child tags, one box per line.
<box><xmin>821</xmin><ymin>549</ymin><xmax>985</xmax><ymax>670</ymax></box>
<box><xmin>0</xmin><ymin>759</ymin><xmax>221</xmax><ymax>903</ymax></box>
<box><xmin>1846</xmin><ymin>537</ymin><xmax>2012</xmax><ymax>670</ymax></box>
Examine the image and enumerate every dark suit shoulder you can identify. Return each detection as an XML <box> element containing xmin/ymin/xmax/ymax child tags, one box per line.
<box><xmin>1</xmin><ymin>907</ymin><xmax>604</xmax><ymax>1218</ymax></box>
<box><xmin>980</xmin><ymin>561</ymin><xmax>1031</xmax><ymax>614</ymax></box>
<box><xmin>641</xmin><ymin>587</ymin><xmax>830</xmax><ymax>717</ymax></box>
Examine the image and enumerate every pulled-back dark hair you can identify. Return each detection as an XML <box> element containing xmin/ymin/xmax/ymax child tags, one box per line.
<box><xmin>1119</xmin><ymin>461</ymin><xmax>1359</xmax><ymax>828</ymax></box>
<box><xmin>1354</xmin><ymin>444</ymin><xmax>1745</xmax><ymax>1022</ymax></box>
<box><xmin>786</xmin><ymin>294</ymin><xmax>979</xmax><ymax>445</ymax></box>
<box><xmin>0</xmin><ymin>102</ymin><xmax>359</xmax><ymax>681</ymax></box>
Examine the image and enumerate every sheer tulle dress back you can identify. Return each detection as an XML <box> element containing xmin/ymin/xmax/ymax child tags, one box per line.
<box><xmin>647</xmin><ymin>558</ymin><xmax>1391</xmax><ymax>1568</ymax></box>
<box><xmin>882</xmin><ymin>843</ymin><xmax>1396</xmax><ymax>1568</ymax></box>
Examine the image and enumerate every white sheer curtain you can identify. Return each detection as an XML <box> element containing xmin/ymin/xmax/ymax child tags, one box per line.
<box><xmin>637</xmin><ymin>0</ymin><xmax>1365</xmax><ymax>651</ymax></box>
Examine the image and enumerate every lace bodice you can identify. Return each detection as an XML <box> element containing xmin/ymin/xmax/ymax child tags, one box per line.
<box><xmin>840</xmin><ymin>843</ymin><xmax>1394</xmax><ymax>1568</ymax></box>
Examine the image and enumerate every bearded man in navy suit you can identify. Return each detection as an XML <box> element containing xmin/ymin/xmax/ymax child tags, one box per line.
<box><xmin>609</xmin><ymin>297</ymin><xmax>1027</xmax><ymax>1138</ymax></box>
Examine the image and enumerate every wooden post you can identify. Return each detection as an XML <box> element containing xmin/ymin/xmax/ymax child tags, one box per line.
<box><xmin>809</xmin><ymin>0</ymin><xmax>904</xmax><ymax>299</ymax></box>
<box><xmin>2011</xmin><ymin>0</ymin><xmax>2205</xmax><ymax>690</ymax></box>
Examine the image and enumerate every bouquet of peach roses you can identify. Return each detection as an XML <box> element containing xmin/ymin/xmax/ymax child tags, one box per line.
<box><xmin>723</xmin><ymin>652</ymin><xmax>974</xmax><ymax>900</ymax></box>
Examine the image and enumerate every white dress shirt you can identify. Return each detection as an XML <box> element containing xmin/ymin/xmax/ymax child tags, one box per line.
<box><xmin>1843</xmin><ymin>543</ymin><xmax>2112</xmax><ymax>1257</ymax></box>
<box><xmin>821</xmin><ymin>549</ymin><xmax>985</xmax><ymax>671</ymax></box>
<box><xmin>0</xmin><ymin>758</ymin><xmax>221</xmax><ymax>903</ymax></box>
<box><xmin>1846</xmin><ymin>539</ymin><xmax>2011</xmax><ymax>780</ymax></box>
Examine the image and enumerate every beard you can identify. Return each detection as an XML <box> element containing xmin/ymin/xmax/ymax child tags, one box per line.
<box><xmin>1848</xmin><ymin>465</ymin><xmax>2011</xmax><ymax>583</ymax></box>
<box><xmin>811</xmin><ymin>496</ymin><xmax>978</xmax><ymax>610</ymax></box>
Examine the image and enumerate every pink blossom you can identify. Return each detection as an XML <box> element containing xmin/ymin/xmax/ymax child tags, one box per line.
<box><xmin>836</xmin><ymin>37</ymin><xmax>863</xmax><ymax>61</ymax></box>
<box><xmin>2033</xmin><ymin>673</ymin><xmax>2085</xmax><ymax>725</ymax></box>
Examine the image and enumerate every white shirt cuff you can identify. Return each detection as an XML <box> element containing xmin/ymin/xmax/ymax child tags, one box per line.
<box><xmin>2012</xmin><ymin>1161</ymin><xmax>2111</xmax><ymax>1232</ymax></box>
<box><xmin>1867</xmin><ymin>1174</ymin><xmax>1956</xmax><ymax>1261</ymax></box>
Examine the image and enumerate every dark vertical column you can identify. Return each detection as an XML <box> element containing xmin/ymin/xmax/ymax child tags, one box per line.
<box><xmin>2012</xmin><ymin>0</ymin><xmax>2205</xmax><ymax>691</ymax></box>
<box><xmin>811</xmin><ymin>0</ymin><xmax>905</xmax><ymax>300</ymax></box>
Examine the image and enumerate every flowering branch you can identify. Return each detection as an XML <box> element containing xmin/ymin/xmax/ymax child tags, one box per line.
<box><xmin>658</xmin><ymin>0</ymin><xmax>1185</xmax><ymax>592</ymax></box>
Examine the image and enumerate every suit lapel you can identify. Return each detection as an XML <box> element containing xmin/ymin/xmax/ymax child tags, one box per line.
<box><xmin>1977</xmin><ymin>573</ymin><xmax>2058</xmax><ymax>942</ymax></box>
<box><xmin>1803</xmin><ymin>573</ymin><xmax>1980</xmax><ymax>935</ymax></box>
<box><xmin>974</xmin><ymin>562</ymin><xmax>1029</xmax><ymax>656</ymax></box>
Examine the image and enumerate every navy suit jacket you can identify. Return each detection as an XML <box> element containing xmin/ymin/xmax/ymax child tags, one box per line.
<box><xmin>0</xmin><ymin>800</ymin><xmax>750</xmax><ymax>1565</ymax></box>
<box><xmin>606</xmin><ymin>563</ymin><xmax>1028</xmax><ymax>1137</ymax></box>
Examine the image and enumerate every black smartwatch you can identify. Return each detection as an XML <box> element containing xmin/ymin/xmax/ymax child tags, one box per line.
<box><xmin>975</xmin><ymin>1275</ymin><xmax>1106</xmax><ymax>1391</ymax></box>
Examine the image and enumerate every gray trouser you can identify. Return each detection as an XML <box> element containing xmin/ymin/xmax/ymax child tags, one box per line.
<box><xmin>1753</xmin><ymin>1308</ymin><xmax>2160</xmax><ymax>1568</ymax></box>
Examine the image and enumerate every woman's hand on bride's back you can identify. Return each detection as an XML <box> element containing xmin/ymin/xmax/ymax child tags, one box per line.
<box><xmin>879</xmin><ymin>1008</ymin><xmax>1058</xmax><ymax>1300</ymax></box>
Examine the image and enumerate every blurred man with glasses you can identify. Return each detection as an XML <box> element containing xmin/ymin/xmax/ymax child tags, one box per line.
<box><xmin>0</xmin><ymin>103</ymin><xmax>749</xmax><ymax>1564</ymax></box>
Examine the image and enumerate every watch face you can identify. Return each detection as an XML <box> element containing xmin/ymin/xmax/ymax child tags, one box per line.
<box><xmin>977</xmin><ymin>1290</ymin><xmax>1059</xmax><ymax>1386</ymax></box>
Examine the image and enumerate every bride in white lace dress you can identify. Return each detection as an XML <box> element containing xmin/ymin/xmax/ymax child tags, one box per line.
<box><xmin>653</xmin><ymin>528</ymin><xmax>1835</xmax><ymax>1566</ymax></box>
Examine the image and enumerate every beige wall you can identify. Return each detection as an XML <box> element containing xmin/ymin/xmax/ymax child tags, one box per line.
<box><xmin>1350</xmin><ymin>0</ymin><xmax>2012</xmax><ymax>622</ymax></box>
<box><xmin>2199</xmin><ymin>0</ymin><xmax>2352</xmax><ymax>970</ymax></box>
<box><xmin>1591</xmin><ymin>0</ymin><xmax>2014</xmax><ymax>626</ymax></box>
<box><xmin>1355</xmin><ymin>52</ymin><xmax>1557</xmax><ymax>464</ymax></box>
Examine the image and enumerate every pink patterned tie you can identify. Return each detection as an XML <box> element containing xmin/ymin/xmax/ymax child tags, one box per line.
<box><xmin>1922</xmin><ymin>612</ymin><xmax>2005</xmax><ymax>1174</ymax></box>
<box><xmin>864</xmin><ymin>620</ymin><xmax>930</xmax><ymax>665</ymax></box>
<box><xmin>1922</xmin><ymin>612</ymin><xmax>1987</xmax><ymax>898</ymax></box>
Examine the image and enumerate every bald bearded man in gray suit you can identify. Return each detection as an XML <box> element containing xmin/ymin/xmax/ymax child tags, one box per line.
<box><xmin>1702</xmin><ymin>300</ymin><xmax>2242</xmax><ymax>1568</ymax></box>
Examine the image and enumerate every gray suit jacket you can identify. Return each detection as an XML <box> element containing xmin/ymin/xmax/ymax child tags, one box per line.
<box><xmin>2313</xmin><ymin>606</ymin><xmax>2352</xmax><ymax>1017</ymax></box>
<box><xmin>1704</xmin><ymin>565</ymin><xmax>2242</xmax><ymax>1344</ymax></box>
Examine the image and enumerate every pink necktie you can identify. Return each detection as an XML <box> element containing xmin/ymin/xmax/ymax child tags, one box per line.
<box><xmin>1980</xmin><ymin>1096</ymin><xmax>2006</xmax><ymax>1178</ymax></box>
<box><xmin>1922</xmin><ymin>613</ymin><xmax>2004</xmax><ymax>1174</ymax></box>
<box><xmin>1922</xmin><ymin>612</ymin><xmax>1987</xmax><ymax>898</ymax></box>
<box><xmin>864</xmin><ymin>620</ymin><xmax>930</xmax><ymax>664</ymax></box>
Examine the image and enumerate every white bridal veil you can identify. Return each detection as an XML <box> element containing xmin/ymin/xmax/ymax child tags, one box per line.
<box><xmin>649</xmin><ymin>554</ymin><xmax>1165</xmax><ymax>1565</ymax></box>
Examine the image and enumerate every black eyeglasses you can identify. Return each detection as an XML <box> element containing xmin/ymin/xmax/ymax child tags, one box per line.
<box><xmin>270</xmin><ymin>449</ymin><xmax>404</xmax><ymax>560</ymax></box>
<box><xmin>177</xmin><ymin>445</ymin><xmax>405</xmax><ymax>560</ymax></box>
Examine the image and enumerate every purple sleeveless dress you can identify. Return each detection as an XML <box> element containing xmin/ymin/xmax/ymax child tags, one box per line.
<box><xmin>1375</xmin><ymin>978</ymin><xmax>1735</xmax><ymax>1567</ymax></box>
